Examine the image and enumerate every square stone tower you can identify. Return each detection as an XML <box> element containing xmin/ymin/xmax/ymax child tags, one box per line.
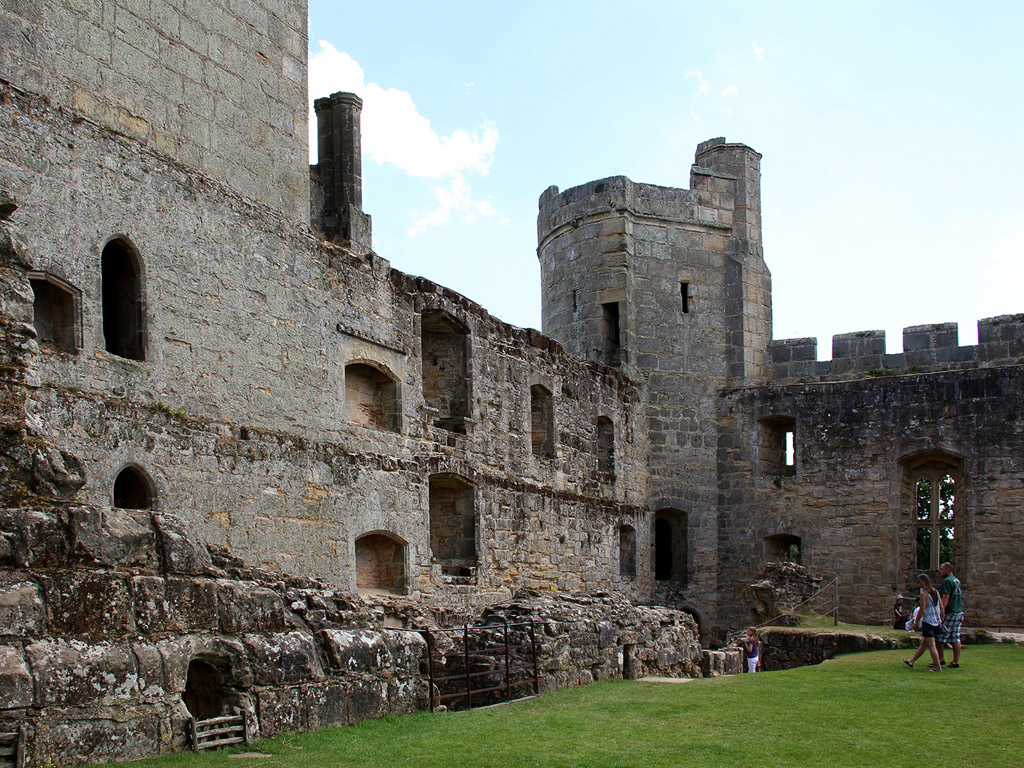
<box><xmin>0</xmin><ymin>0</ymin><xmax>310</xmax><ymax>221</ymax></box>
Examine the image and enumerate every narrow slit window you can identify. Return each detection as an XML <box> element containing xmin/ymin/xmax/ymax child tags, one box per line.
<box><xmin>681</xmin><ymin>282</ymin><xmax>690</xmax><ymax>314</ymax></box>
<box><xmin>785</xmin><ymin>430</ymin><xmax>795</xmax><ymax>468</ymax></box>
<box><xmin>601</xmin><ymin>302</ymin><xmax>621</xmax><ymax>367</ymax></box>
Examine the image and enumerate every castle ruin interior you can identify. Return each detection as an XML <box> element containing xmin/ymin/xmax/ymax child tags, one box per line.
<box><xmin>1</xmin><ymin>0</ymin><xmax>1021</xmax><ymax>764</ymax></box>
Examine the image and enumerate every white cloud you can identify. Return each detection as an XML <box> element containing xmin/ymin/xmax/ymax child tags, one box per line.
<box><xmin>753</xmin><ymin>42</ymin><xmax>765</xmax><ymax>59</ymax></box>
<box><xmin>308</xmin><ymin>40</ymin><xmax>501</xmax><ymax>234</ymax></box>
<box><xmin>308</xmin><ymin>41</ymin><xmax>498</xmax><ymax>178</ymax></box>
<box><xmin>685</xmin><ymin>69</ymin><xmax>712</xmax><ymax>94</ymax></box>
<box><xmin>721</xmin><ymin>85</ymin><xmax>739</xmax><ymax>98</ymax></box>
<box><xmin>408</xmin><ymin>172</ymin><xmax>506</xmax><ymax>238</ymax></box>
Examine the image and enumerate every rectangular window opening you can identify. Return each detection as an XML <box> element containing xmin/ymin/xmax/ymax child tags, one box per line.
<box><xmin>681</xmin><ymin>282</ymin><xmax>690</xmax><ymax>314</ymax></box>
<box><xmin>785</xmin><ymin>430</ymin><xmax>795</xmax><ymax>467</ymax></box>
<box><xmin>601</xmin><ymin>302</ymin><xmax>621</xmax><ymax>367</ymax></box>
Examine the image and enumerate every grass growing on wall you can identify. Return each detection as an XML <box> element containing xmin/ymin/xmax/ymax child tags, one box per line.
<box><xmin>92</xmin><ymin>645</ymin><xmax>1023</xmax><ymax>768</ymax></box>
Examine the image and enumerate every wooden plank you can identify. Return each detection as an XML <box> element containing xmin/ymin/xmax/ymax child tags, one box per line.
<box><xmin>196</xmin><ymin>736</ymin><xmax>245</xmax><ymax>750</ymax></box>
<box><xmin>196</xmin><ymin>715</ymin><xmax>244</xmax><ymax>727</ymax></box>
<box><xmin>193</xmin><ymin>729</ymin><xmax>241</xmax><ymax>741</ymax></box>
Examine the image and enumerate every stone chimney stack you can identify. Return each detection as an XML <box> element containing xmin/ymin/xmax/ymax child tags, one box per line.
<box><xmin>312</xmin><ymin>91</ymin><xmax>372</xmax><ymax>251</ymax></box>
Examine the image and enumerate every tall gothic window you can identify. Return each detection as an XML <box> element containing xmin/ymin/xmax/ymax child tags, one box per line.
<box><xmin>915</xmin><ymin>472</ymin><xmax>956</xmax><ymax>571</ymax></box>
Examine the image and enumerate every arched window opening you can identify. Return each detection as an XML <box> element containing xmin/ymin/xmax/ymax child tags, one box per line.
<box><xmin>903</xmin><ymin>453</ymin><xmax>961</xmax><ymax>575</ymax></box>
<box><xmin>760</xmin><ymin>416</ymin><xmax>796</xmax><ymax>476</ymax></box>
<box><xmin>618</xmin><ymin>524</ymin><xmax>636</xmax><ymax>578</ymax></box>
<box><xmin>113</xmin><ymin>465</ymin><xmax>153</xmax><ymax>510</ymax></box>
<box><xmin>420</xmin><ymin>311</ymin><xmax>470</xmax><ymax>433</ymax></box>
<box><xmin>29</xmin><ymin>274</ymin><xmax>80</xmax><ymax>352</ymax></box>
<box><xmin>355</xmin><ymin>532</ymin><xmax>407</xmax><ymax>595</ymax></box>
<box><xmin>429</xmin><ymin>474</ymin><xmax>476</xmax><ymax>577</ymax></box>
<box><xmin>183</xmin><ymin>659</ymin><xmax>227</xmax><ymax>721</ymax></box>
<box><xmin>530</xmin><ymin>385</ymin><xmax>555</xmax><ymax>457</ymax></box>
<box><xmin>345</xmin><ymin>363</ymin><xmax>400</xmax><ymax>432</ymax></box>
<box><xmin>653</xmin><ymin>509</ymin><xmax>688</xmax><ymax>585</ymax></box>
<box><xmin>597</xmin><ymin>416</ymin><xmax>615</xmax><ymax>477</ymax></box>
<box><xmin>101</xmin><ymin>239</ymin><xmax>145</xmax><ymax>360</ymax></box>
<box><xmin>915</xmin><ymin>472</ymin><xmax>956</xmax><ymax>571</ymax></box>
<box><xmin>764</xmin><ymin>533</ymin><xmax>802</xmax><ymax>564</ymax></box>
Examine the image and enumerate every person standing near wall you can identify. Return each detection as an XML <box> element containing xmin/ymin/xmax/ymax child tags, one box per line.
<box><xmin>937</xmin><ymin>562</ymin><xmax>964</xmax><ymax>668</ymax></box>
<box><xmin>743</xmin><ymin>627</ymin><xmax>761</xmax><ymax>673</ymax></box>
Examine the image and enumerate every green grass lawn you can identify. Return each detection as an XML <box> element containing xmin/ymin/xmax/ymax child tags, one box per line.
<box><xmin>97</xmin><ymin>645</ymin><xmax>1023</xmax><ymax>768</ymax></box>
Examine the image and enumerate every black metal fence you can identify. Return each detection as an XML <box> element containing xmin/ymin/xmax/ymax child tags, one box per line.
<box><xmin>401</xmin><ymin>619</ymin><xmax>540</xmax><ymax>711</ymax></box>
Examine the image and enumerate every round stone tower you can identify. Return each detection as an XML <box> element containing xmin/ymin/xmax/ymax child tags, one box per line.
<box><xmin>536</xmin><ymin>138</ymin><xmax>772</xmax><ymax>625</ymax></box>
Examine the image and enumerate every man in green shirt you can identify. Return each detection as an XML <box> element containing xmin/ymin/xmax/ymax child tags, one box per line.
<box><xmin>937</xmin><ymin>562</ymin><xmax>963</xmax><ymax>668</ymax></box>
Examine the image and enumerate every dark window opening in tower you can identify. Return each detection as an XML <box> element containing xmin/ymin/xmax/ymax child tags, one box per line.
<box><xmin>654</xmin><ymin>517</ymin><xmax>673</xmax><ymax>581</ymax></box>
<box><xmin>654</xmin><ymin>509</ymin><xmax>688</xmax><ymax>585</ymax></box>
<box><xmin>101</xmin><ymin>239</ymin><xmax>145</xmax><ymax>360</ymax></box>
<box><xmin>30</xmin><ymin>276</ymin><xmax>79</xmax><ymax>352</ymax></box>
<box><xmin>113</xmin><ymin>466</ymin><xmax>153</xmax><ymax>510</ymax></box>
<box><xmin>760</xmin><ymin>417</ymin><xmax>796</xmax><ymax>477</ymax></box>
<box><xmin>530</xmin><ymin>384</ymin><xmax>555</xmax><ymax>457</ymax></box>
<box><xmin>602</xmin><ymin>302</ymin><xmax>621</xmax><ymax>367</ymax></box>
<box><xmin>619</xmin><ymin>524</ymin><xmax>636</xmax><ymax>578</ymax></box>
<box><xmin>681</xmin><ymin>282</ymin><xmax>691</xmax><ymax>314</ymax></box>
<box><xmin>597</xmin><ymin>416</ymin><xmax>615</xmax><ymax>477</ymax></box>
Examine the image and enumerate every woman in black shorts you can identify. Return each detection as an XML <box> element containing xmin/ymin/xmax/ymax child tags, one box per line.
<box><xmin>902</xmin><ymin>574</ymin><xmax>944</xmax><ymax>671</ymax></box>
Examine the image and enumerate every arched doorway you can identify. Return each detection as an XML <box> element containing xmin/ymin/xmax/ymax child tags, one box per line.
<box><xmin>355</xmin><ymin>532</ymin><xmax>407</xmax><ymax>594</ymax></box>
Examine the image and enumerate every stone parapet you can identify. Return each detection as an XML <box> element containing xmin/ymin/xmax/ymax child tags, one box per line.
<box><xmin>771</xmin><ymin>315</ymin><xmax>1024</xmax><ymax>383</ymax></box>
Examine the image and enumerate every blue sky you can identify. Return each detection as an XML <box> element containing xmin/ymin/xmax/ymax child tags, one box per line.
<box><xmin>307</xmin><ymin>1</ymin><xmax>1024</xmax><ymax>358</ymax></box>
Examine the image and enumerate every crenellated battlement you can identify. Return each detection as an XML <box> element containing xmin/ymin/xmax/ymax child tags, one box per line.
<box><xmin>771</xmin><ymin>314</ymin><xmax>1024</xmax><ymax>384</ymax></box>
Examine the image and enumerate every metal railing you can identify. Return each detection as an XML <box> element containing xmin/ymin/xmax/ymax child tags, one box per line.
<box><xmin>394</xmin><ymin>619</ymin><xmax>540</xmax><ymax>712</ymax></box>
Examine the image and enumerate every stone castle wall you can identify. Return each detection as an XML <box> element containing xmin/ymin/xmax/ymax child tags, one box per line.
<box><xmin>717</xmin><ymin>366</ymin><xmax>1024</xmax><ymax>631</ymax></box>
<box><xmin>0</xmin><ymin>0</ymin><xmax>310</xmax><ymax>220</ymax></box>
<box><xmin>0</xmin><ymin>501</ymin><xmax>706</xmax><ymax>766</ymax></box>
<box><xmin>0</xmin><ymin>80</ymin><xmax>651</xmax><ymax>607</ymax></box>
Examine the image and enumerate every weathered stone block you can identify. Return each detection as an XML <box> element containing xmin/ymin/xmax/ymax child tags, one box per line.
<box><xmin>43</xmin><ymin>571</ymin><xmax>136</xmax><ymax>637</ymax></box>
<box><xmin>0</xmin><ymin>507</ymin><xmax>68</xmax><ymax>568</ymax></box>
<box><xmin>243</xmin><ymin>631</ymin><xmax>324</xmax><ymax>686</ymax></box>
<box><xmin>217</xmin><ymin>580</ymin><xmax>286</xmax><ymax>634</ymax></box>
<box><xmin>153</xmin><ymin>514</ymin><xmax>213</xmax><ymax>575</ymax></box>
<box><xmin>348</xmin><ymin>677</ymin><xmax>389</xmax><ymax>724</ymax></box>
<box><xmin>29</xmin><ymin>712</ymin><xmax>162</xmax><ymax>765</ymax></box>
<box><xmin>26</xmin><ymin>639</ymin><xmax>137</xmax><ymax>707</ymax></box>
<box><xmin>0</xmin><ymin>644</ymin><xmax>33</xmax><ymax>708</ymax></box>
<box><xmin>132</xmin><ymin>575</ymin><xmax>218</xmax><ymax>634</ymax></box>
<box><xmin>69</xmin><ymin>507</ymin><xmax>158</xmax><ymax>570</ymax></box>
<box><xmin>0</xmin><ymin>573</ymin><xmax>45</xmax><ymax>635</ymax></box>
<box><xmin>319</xmin><ymin>628</ymin><xmax>390</xmax><ymax>673</ymax></box>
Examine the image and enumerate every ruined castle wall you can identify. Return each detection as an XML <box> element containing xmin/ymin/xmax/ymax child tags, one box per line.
<box><xmin>717</xmin><ymin>366</ymin><xmax>1024</xmax><ymax>632</ymax></box>
<box><xmin>0</xmin><ymin>0</ymin><xmax>310</xmax><ymax>221</ymax></box>
<box><xmin>1</xmin><ymin>84</ymin><xmax>651</xmax><ymax>606</ymax></box>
